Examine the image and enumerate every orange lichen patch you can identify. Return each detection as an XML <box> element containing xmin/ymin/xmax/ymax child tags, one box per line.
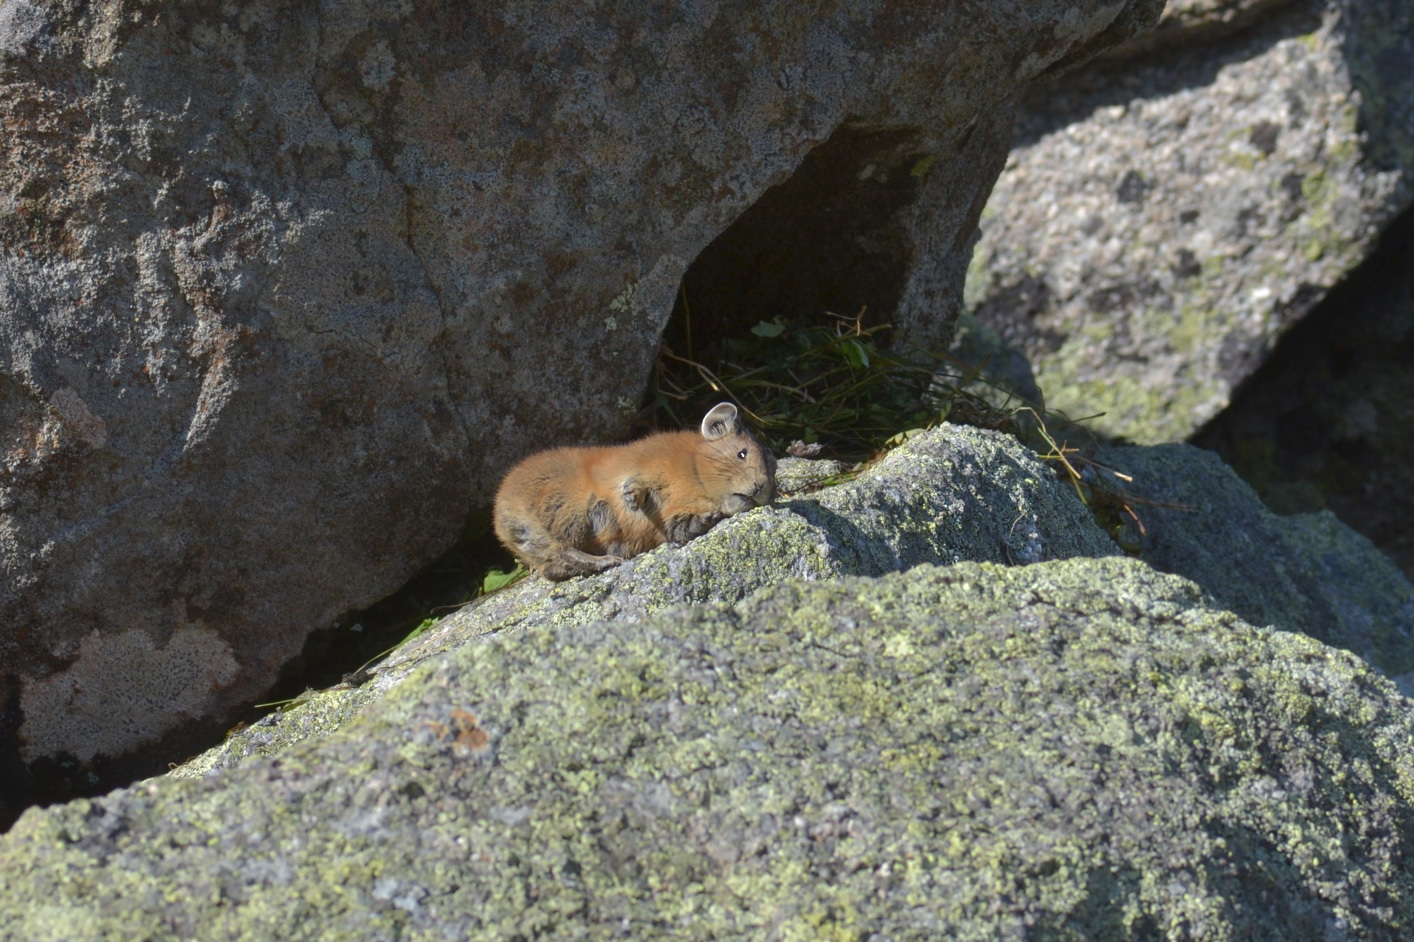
<box><xmin>426</xmin><ymin>707</ymin><xmax>491</xmax><ymax>755</ymax></box>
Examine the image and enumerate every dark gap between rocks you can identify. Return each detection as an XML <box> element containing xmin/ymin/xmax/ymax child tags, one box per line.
<box><xmin>660</xmin><ymin>124</ymin><xmax>932</xmax><ymax>372</ymax></box>
<box><xmin>1194</xmin><ymin>203</ymin><xmax>1414</xmax><ymax>580</ymax></box>
<box><xmin>241</xmin><ymin>513</ymin><xmax>515</xmax><ymax>714</ymax></box>
<box><xmin>0</xmin><ymin>518</ymin><xmax>515</xmax><ymax>835</ymax></box>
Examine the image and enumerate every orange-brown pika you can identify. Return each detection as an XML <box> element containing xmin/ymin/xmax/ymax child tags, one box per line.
<box><xmin>493</xmin><ymin>402</ymin><xmax>776</xmax><ymax>580</ymax></box>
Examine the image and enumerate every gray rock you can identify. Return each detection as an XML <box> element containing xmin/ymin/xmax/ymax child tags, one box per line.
<box><xmin>177</xmin><ymin>422</ymin><xmax>1414</xmax><ymax>786</ymax></box>
<box><xmin>968</xmin><ymin>0</ymin><xmax>1414</xmax><ymax>442</ymax></box>
<box><xmin>946</xmin><ymin>310</ymin><xmax>1046</xmax><ymax>407</ymax></box>
<box><xmin>6</xmin><ymin>557</ymin><xmax>1414</xmax><ymax>940</ymax></box>
<box><xmin>178</xmin><ymin>422</ymin><xmax>1122</xmax><ymax>776</ymax></box>
<box><xmin>1097</xmin><ymin>440</ymin><xmax>1414</xmax><ymax>674</ymax></box>
<box><xmin>0</xmin><ymin>0</ymin><xmax>51</xmax><ymax>59</ymax></box>
<box><xmin>0</xmin><ymin>0</ymin><xmax>1165</xmax><ymax>786</ymax></box>
<box><xmin>1107</xmin><ymin>0</ymin><xmax>1305</xmax><ymax>55</ymax></box>
<box><xmin>772</xmin><ymin>455</ymin><xmax>848</xmax><ymax>496</ymax></box>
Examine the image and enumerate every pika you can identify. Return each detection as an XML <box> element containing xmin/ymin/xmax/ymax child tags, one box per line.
<box><xmin>493</xmin><ymin>402</ymin><xmax>776</xmax><ymax>580</ymax></box>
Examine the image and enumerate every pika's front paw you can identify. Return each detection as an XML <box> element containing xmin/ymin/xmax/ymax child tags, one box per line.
<box><xmin>665</xmin><ymin>511</ymin><xmax>725</xmax><ymax>543</ymax></box>
<box><xmin>620</xmin><ymin>475</ymin><xmax>657</xmax><ymax>513</ymax></box>
<box><xmin>719</xmin><ymin>494</ymin><xmax>757</xmax><ymax>515</ymax></box>
<box><xmin>543</xmin><ymin>549</ymin><xmax>626</xmax><ymax>581</ymax></box>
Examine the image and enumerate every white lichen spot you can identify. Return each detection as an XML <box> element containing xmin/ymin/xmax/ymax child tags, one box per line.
<box><xmin>616</xmin><ymin>396</ymin><xmax>636</xmax><ymax>414</ymax></box>
<box><xmin>608</xmin><ymin>281</ymin><xmax>639</xmax><ymax>316</ymax></box>
<box><xmin>604</xmin><ymin>316</ymin><xmax>618</xmax><ymax>331</ymax></box>
<box><xmin>49</xmin><ymin>388</ymin><xmax>107</xmax><ymax>449</ymax></box>
<box><xmin>883</xmin><ymin>634</ymin><xmax>916</xmax><ymax>658</ymax></box>
<box><xmin>1014</xmin><ymin>51</ymin><xmax>1049</xmax><ymax>82</ymax></box>
<box><xmin>20</xmin><ymin>626</ymin><xmax>240</xmax><ymax>762</ymax></box>
<box><xmin>1014</xmin><ymin>1</ymin><xmax>1124</xmax><ymax>84</ymax></box>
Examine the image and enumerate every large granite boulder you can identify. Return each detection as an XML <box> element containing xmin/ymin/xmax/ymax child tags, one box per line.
<box><xmin>5</xmin><ymin>557</ymin><xmax>1414</xmax><ymax>939</ymax></box>
<box><xmin>966</xmin><ymin>0</ymin><xmax>1414</xmax><ymax>442</ymax></box>
<box><xmin>0</xmin><ymin>0</ymin><xmax>1165</xmax><ymax>795</ymax></box>
<box><xmin>177</xmin><ymin>424</ymin><xmax>1414</xmax><ymax>778</ymax></box>
<box><xmin>1097</xmin><ymin>440</ymin><xmax>1414</xmax><ymax>680</ymax></box>
<box><xmin>175</xmin><ymin>423</ymin><xmax>1123</xmax><ymax>775</ymax></box>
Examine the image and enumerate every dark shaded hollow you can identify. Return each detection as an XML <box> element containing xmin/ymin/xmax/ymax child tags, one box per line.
<box><xmin>662</xmin><ymin>125</ymin><xmax>935</xmax><ymax>367</ymax></box>
<box><xmin>1194</xmin><ymin>203</ymin><xmax>1414</xmax><ymax>579</ymax></box>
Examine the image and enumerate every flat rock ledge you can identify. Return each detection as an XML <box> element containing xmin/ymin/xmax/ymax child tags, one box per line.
<box><xmin>179</xmin><ymin>423</ymin><xmax>1122</xmax><ymax>777</ymax></box>
<box><xmin>3</xmin><ymin>557</ymin><xmax>1414</xmax><ymax>940</ymax></box>
<box><xmin>175</xmin><ymin>424</ymin><xmax>1414</xmax><ymax>779</ymax></box>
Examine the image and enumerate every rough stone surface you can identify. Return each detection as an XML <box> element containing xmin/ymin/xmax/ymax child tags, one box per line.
<box><xmin>179</xmin><ymin>423</ymin><xmax>1122</xmax><ymax>777</ymax></box>
<box><xmin>0</xmin><ymin>0</ymin><xmax>1165</xmax><ymax>791</ymax></box>
<box><xmin>5</xmin><ymin>558</ymin><xmax>1414</xmax><ymax>940</ymax></box>
<box><xmin>770</xmin><ymin>455</ymin><xmax>848</xmax><ymax>496</ymax></box>
<box><xmin>947</xmin><ymin>311</ymin><xmax>1046</xmax><ymax>407</ymax></box>
<box><xmin>177</xmin><ymin>422</ymin><xmax>1414</xmax><ymax>790</ymax></box>
<box><xmin>1098</xmin><ymin>441</ymin><xmax>1414</xmax><ymax>679</ymax></box>
<box><xmin>1106</xmin><ymin>0</ymin><xmax>1303</xmax><ymax>55</ymax></box>
<box><xmin>1195</xmin><ymin>205</ymin><xmax>1414</xmax><ymax>582</ymax></box>
<box><xmin>968</xmin><ymin>0</ymin><xmax>1414</xmax><ymax>442</ymax></box>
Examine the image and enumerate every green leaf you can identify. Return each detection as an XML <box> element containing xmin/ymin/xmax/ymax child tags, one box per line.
<box><xmin>882</xmin><ymin>428</ymin><xmax>926</xmax><ymax>448</ymax></box>
<box><xmin>910</xmin><ymin>154</ymin><xmax>937</xmax><ymax>178</ymax></box>
<box><xmin>839</xmin><ymin>339</ymin><xmax>870</xmax><ymax>370</ymax></box>
<box><xmin>750</xmin><ymin>318</ymin><xmax>786</xmax><ymax>338</ymax></box>
<box><xmin>403</xmin><ymin>616</ymin><xmax>440</xmax><ymax>644</ymax></box>
<box><xmin>482</xmin><ymin>564</ymin><xmax>527</xmax><ymax>594</ymax></box>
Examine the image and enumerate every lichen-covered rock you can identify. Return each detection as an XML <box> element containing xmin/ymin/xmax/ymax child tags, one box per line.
<box><xmin>1108</xmin><ymin>0</ymin><xmax>1304</xmax><ymax>54</ymax></box>
<box><xmin>967</xmin><ymin>0</ymin><xmax>1414</xmax><ymax>442</ymax></box>
<box><xmin>1098</xmin><ymin>440</ymin><xmax>1414</xmax><ymax>681</ymax></box>
<box><xmin>178</xmin><ymin>422</ymin><xmax>1121</xmax><ymax>776</ymax></box>
<box><xmin>772</xmin><ymin>455</ymin><xmax>849</xmax><ymax>495</ymax></box>
<box><xmin>5</xmin><ymin>558</ymin><xmax>1414</xmax><ymax>940</ymax></box>
<box><xmin>0</xmin><ymin>0</ymin><xmax>1166</xmax><ymax>801</ymax></box>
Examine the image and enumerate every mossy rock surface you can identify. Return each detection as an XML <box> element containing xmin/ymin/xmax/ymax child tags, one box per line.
<box><xmin>967</xmin><ymin>0</ymin><xmax>1414</xmax><ymax>443</ymax></box>
<box><xmin>179</xmin><ymin>423</ymin><xmax>1119</xmax><ymax>777</ymax></box>
<box><xmin>4</xmin><ymin>557</ymin><xmax>1414</xmax><ymax>940</ymax></box>
<box><xmin>177</xmin><ymin>426</ymin><xmax>1414</xmax><ymax>783</ymax></box>
<box><xmin>1101</xmin><ymin>442</ymin><xmax>1414</xmax><ymax>679</ymax></box>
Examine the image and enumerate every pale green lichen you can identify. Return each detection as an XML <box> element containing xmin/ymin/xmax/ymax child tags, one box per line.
<box><xmin>4</xmin><ymin>559</ymin><xmax>1414</xmax><ymax>939</ymax></box>
<box><xmin>1098</xmin><ymin>441</ymin><xmax>1414</xmax><ymax>677</ymax></box>
<box><xmin>178</xmin><ymin>424</ymin><xmax>1117</xmax><ymax>779</ymax></box>
<box><xmin>1038</xmin><ymin>342</ymin><xmax>1224</xmax><ymax>445</ymax></box>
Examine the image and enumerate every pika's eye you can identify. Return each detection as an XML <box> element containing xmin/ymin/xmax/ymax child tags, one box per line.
<box><xmin>737</xmin><ymin>448</ymin><xmax>748</xmax><ymax>460</ymax></box>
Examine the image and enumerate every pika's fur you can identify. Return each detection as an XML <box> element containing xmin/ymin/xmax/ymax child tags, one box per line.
<box><xmin>493</xmin><ymin>402</ymin><xmax>776</xmax><ymax>580</ymax></box>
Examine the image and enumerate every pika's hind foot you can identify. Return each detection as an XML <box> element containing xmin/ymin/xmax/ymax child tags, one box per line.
<box><xmin>539</xmin><ymin>548</ymin><xmax>625</xmax><ymax>581</ymax></box>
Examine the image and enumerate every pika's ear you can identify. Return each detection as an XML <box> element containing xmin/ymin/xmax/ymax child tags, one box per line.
<box><xmin>700</xmin><ymin>402</ymin><xmax>740</xmax><ymax>441</ymax></box>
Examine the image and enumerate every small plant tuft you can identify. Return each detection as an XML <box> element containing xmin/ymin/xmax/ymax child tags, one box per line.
<box><xmin>649</xmin><ymin>301</ymin><xmax>1181</xmax><ymax>543</ymax></box>
<box><xmin>650</xmin><ymin>307</ymin><xmax>1029</xmax><ymax>463</ymax></box>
